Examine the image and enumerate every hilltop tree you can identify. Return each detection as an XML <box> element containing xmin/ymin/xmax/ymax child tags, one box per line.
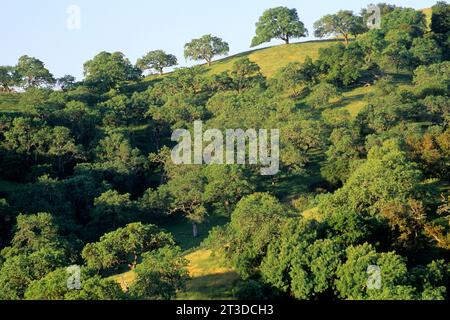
<box><xmin>184</xmin><ymin>34</ymin><xmax>229</xmax><ymax>66</ymax></box>
<box><xmin>251</xmin><ymin>7</ymin><xmax>308</xmax><ymax>46</ymax></box>
<box><xmin>314</xmin><ymin>10</ymin><xmax>367</xmax><ymax>45</ymax></box>
<box><xmin>0</xmin><ymin>66</ymin><xmax>20</xmax><ymax>92</ymax></box>
<box><xmin>57</xmin><ymin>75</ymin><xmax>76</xmax><ymax>91</ymax></box>
<box><xmin>137</xmin><ymin>50</ymin><xmax>178</xmax><ymax>75</ymax></box>
<box><xmin>15</xmin><ymin>55</ymin><xmax>55</xmax><ymax>89</ymax></box>
<box><xmin>83</xmin><ymin>51</ymin><xmax>141</xmax><ymax>90</ymax></box>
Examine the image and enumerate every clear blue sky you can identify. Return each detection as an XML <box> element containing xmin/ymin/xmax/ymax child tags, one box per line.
<box><xmin>0</xmin><ymin>0</ymin><xmax>437</xmax><ymax>80</ymax></box>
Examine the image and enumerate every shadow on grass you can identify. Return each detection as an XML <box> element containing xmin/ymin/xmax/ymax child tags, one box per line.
<box><xmin>161</xmin><ymin>215</ymin><xmax>229</xmax><ymax>251</ymax></box>
<box><xmin>178</xmin><ymin>271</ymin><xmax>240</xmax><ymax>300</ymax></box>
<box><xmin>332</xmin><ymin>93</ymin><xmax>366</xmax><ymax>110</ymax></box>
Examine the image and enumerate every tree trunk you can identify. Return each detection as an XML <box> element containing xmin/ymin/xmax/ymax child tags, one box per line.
<box><xmin>285</xmin><ymin>37</ymin><xmax>290</xmax><ymax>44</ymax></box>
<box><xmin>192</xmin><ymin>222</ymin><xmax>198</xmax><ymax>238</ymax></box>
<box><xmin>344</xmin><ymin>35</ymin><xmax>349</xmax><ymax>45</ymax></box>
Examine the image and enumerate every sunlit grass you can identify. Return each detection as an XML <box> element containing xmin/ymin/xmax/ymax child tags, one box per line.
<box><xmin>421</xmin><ymin>8</ymin><xmax>432</xmax><ymax>29</ymax></box>
<box><xmin>177</xmin><ymin>249</ymin><xmax>239</xmax><ymax>300</ymax></box>
<box><xmin>110</xmin><ymin>248</ymin><xmax>239</xmax><ymax>300</ymax></box>
<box><xmin>207</xmin><ymin>40</ymin><xmax>338</xmax><ymax>78</ymax></box>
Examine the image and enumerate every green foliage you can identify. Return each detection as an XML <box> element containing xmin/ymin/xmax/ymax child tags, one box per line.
<box><xmin>306</xmin><ymin>82</ymin><xmax>340</xmax><ymax>109</ymax></box>
<box><xmin>251</xmin><ymin>7</ymin><xmax>308</xmax><ymax>46</ymax></box>
<box><xmin>7</xmin><ymin>213</ymin><xmax>58</xmax><ymax>252</ymax></box>
<box><xmin>184</xmin><ymin>35</ymin><xmax>229</xmax><ymax>66</ymax></box>
<box><xmin>0</xmin><ymin>66</ymin><xmax>20</xmax><ymax>92</ymax></box>
<box><xmin>82</xmin><ymin>223</ymin><xmax>174</xmax><ymax>271</ymax></box>
<box><xmin>100</xmin><ymin>93</ymin><xmax>146</xmax><ymax>127</ymax></box>
<box><xmin>431</xmin><ymin>1</ymin><xmax>450</xmax><ymax>60</ymax></box>
<box><xmin>356</xmin><ymin>29</ymin><xmax>386</xmax><ymax>64</ymax></box>
<box><xmin>227</xmin><ymin>193</ymin><xmax>287</xmax><ymax>278</ymax></box>
<box><xmin>260</xmin><ymin>219</ymin><xmax>339</xmax><ymax>299</ymax></box>
<box><xmin>410</xmin><ymin>37</ymin><xmax>443</xmax><ymax>67</ymax></box>
<box><xmin>83</xmin><ymin>52</ymin><xmax>141</xmax><ymax>91</ymax></box>
<box><xmin>413</xmin><ymin>61</ymin><xmax>450</xmax><ymax>97</ymax></box>
<box><xmin>89</xmin><ymin>190</ymin><xmax>137</xmax><ymax>234</ymax></box>
<box><xmin>335</xmin><ymin>243</ymin><xmax>416</xmax><ymax>300</ymax></box>
<box><xmin>317</xmin><ymin>43</ymin><xmax>365</xmax><ymax>86</ymax></box>
<box><xmin>15</xmin><ymin>55</ymin><xmax>55</xmax><ymax>89</ymax></box>
<box><xmin>314</xmin><ymin>10</ymin><xmax>367</xmax><ymax>44</ymax></box>
<box><xmin>26</xmin><ymin>267</ymin><xmax>127</xmax><ymax>300</ymax></box>
<box><xmin>321</xmin><ymin>127</ymin><xmax>363</xmax><ymax>186</ymax></box>
<box><xmin>202</xmin><ymin>165</ymin><xmax>255</xmax><ymax>215</ymax></box>
<box><xmin>228</xmin><ymin>58</ymin><xmax>265</xmax><ymax>92</ymax></box>
<box><xmin>57</xmin><ymin>75</ymin><xmax>76</xmax><ymax>91</ymax></box>
<box><xmin>276</xmin><ymin>116</ymin><xmax>327</xmax><ymax>174</ymax></box>
<box><xmin>274</xmin><ymin>57</ymin><xmax>319</xmax><ymax>96</ymax></box>
<box><xmin>0</xmin><ymin>213</ymin><xmax>71</xmax><ymax>299</ymax></box>
<box><xmin>129</xmin><ymin>246</ymin><xmax>189</xmax><ymax>300</ymax></box>
<box><xmin>323</xmin><ymin>140</ymin><xmax>423</xmax><ymax>216</ymax></box>
<box><xmin>381</xmin><ymin>30</ymin><xmax>414</xmax><ymax>72</ymax></box>
<box><xmin>381</xmin><ymin>7</ymin><xmax>427</xmax><ymax>38</ymax></box>
<box><xmin>0</xmin><ymin>3</ymin><xmax>449</xmax><ymax>302</ymax></box>
<box><xmin>149</xmin><ymin>92</ymin><xmax>207</xmax><ymax>129</ymax></box>
<box><xmin>137</xmin><ymin>50</ymin><xmax>178</xmax><ymax>75</ymax></box>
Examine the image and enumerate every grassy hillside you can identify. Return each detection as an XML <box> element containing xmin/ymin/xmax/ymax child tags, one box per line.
<box><xmin>206</xmin><ymin>40</ymin><xmax>338</xmax><ymax>77</ymax></box>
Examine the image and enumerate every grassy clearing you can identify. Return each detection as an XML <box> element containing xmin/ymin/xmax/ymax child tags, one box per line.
<box><xmin>110</xmin><ymin>216</ymin><xmax>237</xmax><ymax>299</ymax></box>
<box><xmin>422</xmin><ymin>8</ymin><xmax>432</xmax><ymax>29</ymax></box>
<box><xmin>333</xmin><ymin>86</ymin><xmax>373</xmax><ymax>117</ymax></box>
<box><xmin>302</xmin><ymin>207</ymin><xmax>323</xmax><ymax>221</ymax></box>
<box><xmin>177</xmin><ymin>249</ymin><xmax>239</xmax><ymax>300</ymax></box>
<box><xmin>111</xmin><ymin>248</ymin><xmax>239</xmax><ymax>300</ymax></box>
<box><xmin>161</xmin><ymin>216</ymin><xmax>228</xmax><ymax>251</ymax></box>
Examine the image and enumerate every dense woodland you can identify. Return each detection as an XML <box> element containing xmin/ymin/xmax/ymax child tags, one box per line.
<box><xmin>0</xmin><ymin>2</ymin><xmax>449</xmax><ymax>300</ymax></box>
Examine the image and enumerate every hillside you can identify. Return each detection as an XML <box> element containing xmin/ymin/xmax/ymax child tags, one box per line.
<box><xmin>206</xmin><ymin>40</ymin><xmax>338</xmax><ymax>77</ymax></box>
<box><xmin>1</xmin><ymin>3</ymin><xmax>448</xmax><ymax>302</ymax></box>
